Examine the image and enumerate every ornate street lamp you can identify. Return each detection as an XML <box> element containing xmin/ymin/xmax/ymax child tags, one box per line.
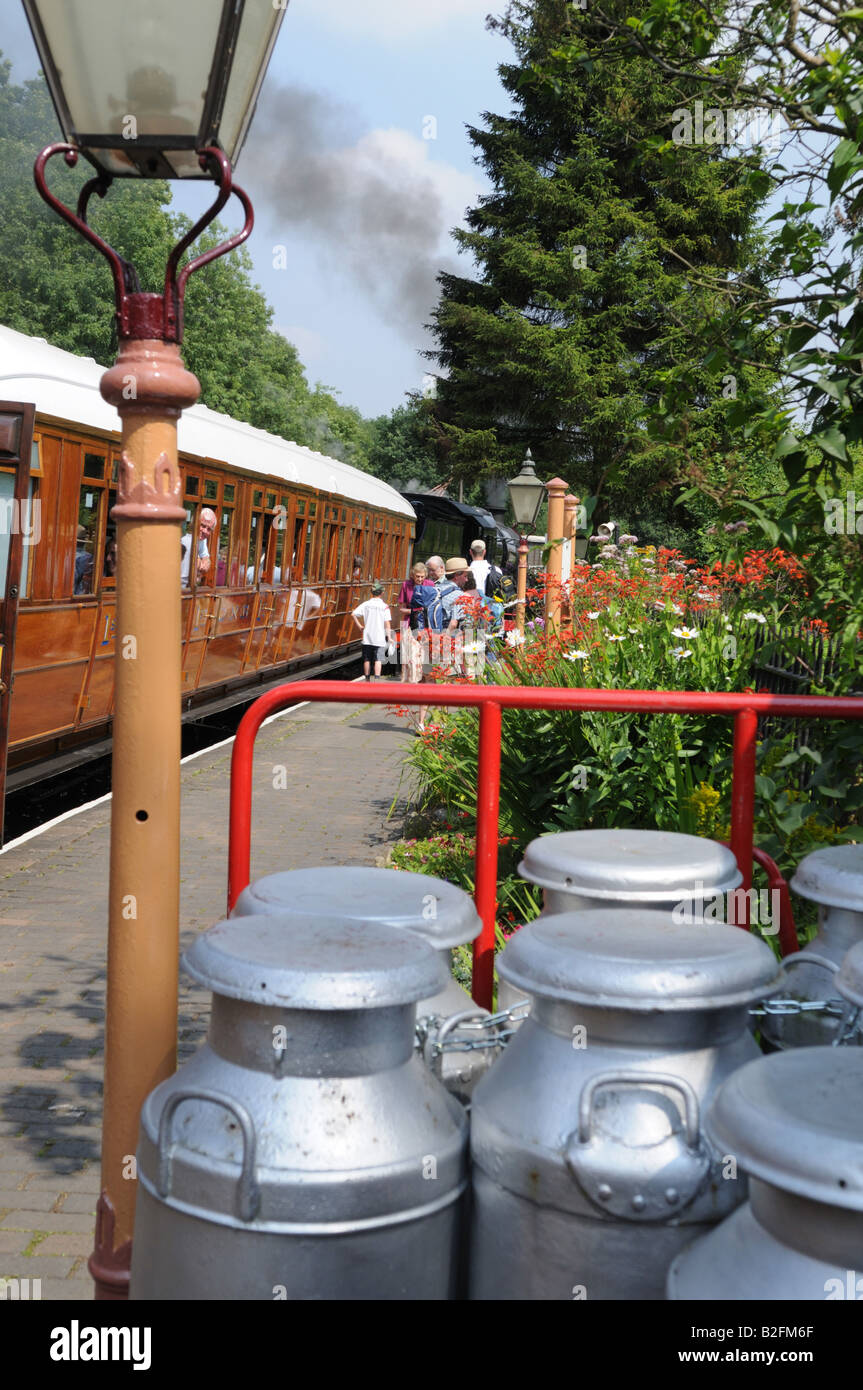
<box><xmin>507</xmin><ymin>449</ymin><xmax>545</xmax><ymax>636</ymax></box>
<box><xmin>23</xmin><ymin>0</ymin><xmax>287</xmax><ymax>1299</ymax></box>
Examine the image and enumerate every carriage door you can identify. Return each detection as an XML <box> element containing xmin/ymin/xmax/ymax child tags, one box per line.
<box><xmin>0</xmin><ymin>402</ymin><xmax>35</xmax><ymax>846</ymax></box>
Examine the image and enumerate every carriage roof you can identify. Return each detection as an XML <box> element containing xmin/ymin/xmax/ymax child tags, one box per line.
<box><xmin>0</xmin><ymin>325</ymin><xmax>415</xmax><ymax>520</ymax></box>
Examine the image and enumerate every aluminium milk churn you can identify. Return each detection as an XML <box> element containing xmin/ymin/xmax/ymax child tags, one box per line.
<box><xmin>469</xmin><ymin>909</ymin><xmax>781</xmax><ymax>1301</ymax></box>
<box><xmin>835</xmin><ymin>940</ymin><xmax>863</xmax><ymax>1045</ymax></box>
<box><xmin>129</xmin><ymin>915</ymin><xmax>469</xmax><ymax>1300</ymax></box>
<box><xmin>667</xmin><ymin>1048</ymin><xmax>863</xmax><ymax>1300</ymax></box>
<box><xmin>761</xmin><ymin>844</ymin><xmax>863</xmax><ymax>1049</ymax></box>
<box><xmin>500</xmin><ymin>829</ymin><xmax>743</xmax><ymax>1021</ymax></box>
<box><xmin>232</xmin><ymin>865</ymin><xmax>496</xmax><ymax>1100</ymax></box>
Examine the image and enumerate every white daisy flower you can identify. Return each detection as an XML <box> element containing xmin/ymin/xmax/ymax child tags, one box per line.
<box><xmin>671</xmin><ymin>647</ymin><xmax>693</xmax><ymax>660</ymax></box>
<box><xmin>627</xmin><ymin>626</ymin><xmax>640</xmax><ymax>633</ymax></box>
<box><xmin>587</xmin><ymin>610</ymin><xmax>601</xmax><ymax>620</ymax></box>
<box><xmin>607</xmin><ymin>634</ymin><xmax>625</xmax><ymax>643</ymax></box>
<box><xmin>505</xmin><ymin>630</ymin><xmax>525</xmax><ymax>646</ymax></box>
<box><xmin>671</xmin><ymin>626</ymin><xmax>698</xmax><ymax>639</ymax></box>
<box><xmin>743</xmin><ymin>611</ymin><xmax>767</xmax><ymax>623</ymax></box>
<box><xmin>564</xmin><ymin>650</ymin><xmax>589</xmax><ymax>661</ymax></box>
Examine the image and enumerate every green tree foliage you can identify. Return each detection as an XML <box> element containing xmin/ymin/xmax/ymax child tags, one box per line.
<box><xmin>0</xmin><ymin>57</ymin><xmax>375</xmax><ymax>472</ymax></box>
<box><xmin>554</xmin><ymin>1</ymin><xmax>863</xmax><ymax>635</ymax></box>
<box><xmin>366</xmin><ymin>400</ymin><xmax>444</xmax><ymax>490</ymax></box>
<box><xmin>427</xmin><ymin>0</ymin><xmax>778</xmax><ymax>548</ymax></box>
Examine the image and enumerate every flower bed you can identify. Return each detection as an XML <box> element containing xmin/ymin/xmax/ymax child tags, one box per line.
<box><xmin>392</xmin><ymin>544</ymin><xmax>862</xmax><ymax>950</ymax></box>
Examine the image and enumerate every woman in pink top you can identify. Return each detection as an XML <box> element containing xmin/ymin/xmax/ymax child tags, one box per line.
<box><xmin>398</xmin><ymin>561</ymin><xmax>432</xmax><ymax>686</ymax></box>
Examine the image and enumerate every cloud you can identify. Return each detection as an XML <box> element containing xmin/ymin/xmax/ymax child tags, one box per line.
<box><xmin>291</xmin><ymin>0</ymin><xmax>498</xmax><ymax>40</ymax></box>
<box><xmin>246</xmin><ymin>84</ymin><xmax>481</xmax><ymax>343</ymax></box>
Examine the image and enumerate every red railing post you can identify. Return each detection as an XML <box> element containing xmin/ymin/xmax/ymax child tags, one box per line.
<box><xmin>473</xmin><ymin>700</ymin><xmax>502</xmax><ymax>1010</ymax></box>
<box><xmin>730</xmin><ymin>708</ymin><xmax>758</xmax><ymax>928</ymax></box>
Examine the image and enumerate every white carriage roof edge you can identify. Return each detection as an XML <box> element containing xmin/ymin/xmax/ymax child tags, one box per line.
<box><xmin>0</xmin><ymin>324</ymin><xmax>415</xmax><ymax>520</ymax></box>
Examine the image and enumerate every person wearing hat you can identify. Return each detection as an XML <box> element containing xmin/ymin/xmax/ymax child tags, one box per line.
<box><xmin>442</xmin><ymin>557</ymin><xmax>470</xmax><ymax>628</ymax></box>
<box><xmin>352</xmin><ymin>581</ymin><xmax>395</xmax><ymax>681</ymax></box>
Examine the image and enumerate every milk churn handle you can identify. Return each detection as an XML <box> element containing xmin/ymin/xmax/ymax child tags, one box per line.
<box><xmin>423</xmin><ymin>1009</ymin><xmax>490</xmax><ymax>1076</ymax></box>
<box><xmin>577</xmin><ymin>1071</ymin><xmax>701</xmax><ymax>1150</ymax></box>
<box><xmin>778</xmin><ymin>953</ymin><xmax>839</xmax><ymax>975</ymax></box>
<box><xmin>157</xmin><ymin>1089</ymin><xmax>261</xmax><ymax>1223</ymax></box>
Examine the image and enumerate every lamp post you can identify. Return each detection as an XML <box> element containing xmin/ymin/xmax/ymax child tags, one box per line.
<box><xmin>506</xmin><ymin>449</ymin><xmax>545</xmax><ymax>636</ymax></box>
<box><xmin>544</xmin><ymin>477</ymin><xmax>569</xmax><ymax>636</ymax></box>
<box><xmin>23</xmin><ymin>0</ymin><xmax>287</xmax><ymax>1299</ymax></box>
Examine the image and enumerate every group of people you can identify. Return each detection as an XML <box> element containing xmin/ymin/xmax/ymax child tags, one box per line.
<box><xmin>351</xmin><ymin>540</ymin><xmax>513</xmax><ymax>729</ymax></box>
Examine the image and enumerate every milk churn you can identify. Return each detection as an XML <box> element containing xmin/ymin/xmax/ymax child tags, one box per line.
<box><xmin>469</xmin><ymin>909</ymin><xmax>782</xmax><ymax>1301</ymax></box>
<box><xmin>232</xmin><ymin>866</ymin><xmax>496</xmax><ymax>1100</ymax></box>
<box><xmin>500</xmin><ymin>829</ymin><xmax>743</xmax><ymax>1021</ymax></box>
<box><xmin>129</xmin><ymin>915</ymin><xmax>469</xmax><ymax>1300</ymax></box>
<box><xmin>667</xmin><ymin>1048</ymin><xmax>863</xmax><ymax>1300</ymax></box>
<box><xmin>762</xmin><ymin>844</ymin><xmax>863</xmax><ymax>1049</ymax></box>
<box><xmin>835</xmin><ymin>940</ymin><xmax>863</xmax><ymax>1045</ymax></box>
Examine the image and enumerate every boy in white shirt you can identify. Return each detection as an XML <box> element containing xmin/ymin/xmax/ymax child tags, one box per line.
<box><xmin>352</xmin><ymin>581</ymin><xmax>395</xmax><ymax>681</ymax></box>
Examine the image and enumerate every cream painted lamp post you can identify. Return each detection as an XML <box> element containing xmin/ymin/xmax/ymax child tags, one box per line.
<box><xmin>543</xmin><ymin>477</ymin><xmax>569</xmax><ymax>636</ymax></box>
<box><xmin>506</xmin><ymin>449</ymin><xmax>546</xmax><ymax>636</ymax></box>
<box><xmin>23</xmin><ymin>0</ymin><xmax>287</xmax><ymax>1299</ymax></box>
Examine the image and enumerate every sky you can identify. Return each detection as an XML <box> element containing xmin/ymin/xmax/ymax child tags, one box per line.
<box><xmin>2</xmin><ymin>0</ymin><xmax>513</xmax><ymax>419</ymax></box>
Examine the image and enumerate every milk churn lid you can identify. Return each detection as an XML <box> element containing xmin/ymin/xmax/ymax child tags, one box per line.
<box><xmin>183</xmin><ymin>915</ymin><xmax>447</xmax><ymax>1009</ymax></box>
<box><xmin>497</xmin><ymin>909</ymin><xmax>782</xmax><ymax>1010</ymax></box>
<box><xmin>790</xmin><ymin>844</ymin><xmax>863</xmax><ymax>911</ymax></box>
<box><xmin>836</xmin><ymin>940</ymin><xmax>863</xmax><ymax>1010</ymax></box>
<box><xmin>231</xmin><ymin>866</ymin><xmax>481</xmax><ymax>950</ymax></box>
<box><xmin>518</xmin><ymin>829</ymin><xmax>742</xmax><ymax>900</ymax></box>
<box><xmin>707</xmin><ymin>1049</ymin><xmax>863</xmax><ymax>1211</ymax></box>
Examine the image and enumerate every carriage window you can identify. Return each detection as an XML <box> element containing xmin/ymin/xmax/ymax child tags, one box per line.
<box><xmin>185</xmin><ymin>474</ymin><xmax>199</xmax><ymax>496</ymax></box>
<box><xmin>204</xmin><ymin>479</ymin><xmax>218</xmax><ymax>501</ymax></box>
<box><xmin>248</xmin><ymin>511</ymin><xmax>263</xmax><ymax>582</ymax></box>
<box><xmin>216</xmin><ymin>509</ymin><xmax>233</xmax><ymax>586</ymax></box>
<box><xmin>0</xmin><ymin>470</ymin><xmax>14</xmax><ymax>597</ymax></box>
<box><xmin>19</xmin><ymin>477</ymin><xmax>39</xmax><ymax>599</ymax></box>
<box><xmin>103</xmin><ymin>489</ymin><xmax>117</xmax><ymax>581</ymax></box>
<box><xmin>83</xmin><ymin>452</ymin><xmax>106</xmax><ymax>480</ymax></box>
<box><xmin>291</xmin><ymin>517</ymin><xmax>304</xmax><ymax>576</ymax></box>
<box><xmin>75</xmin><ymin>486</ymin><xmax>101</xmax><ymax>595</ymax></box>
<box><xmin>274</xmin><ymin>521</ymin><xmax>286</xmax><ymax>581</ymax></box>
<box><xmin>31</xmin><ymin>439</ymin><xmax>42</xmax><ymax>472</ymax></box>
<box><xmin>223</xmin><ymin>483</ymin><xmax>235</xmax><ymax>502</ymax></box>
<box><xmin>304</xmin><ymin>521</ymin><xmax>314</xmax><ymax>580</ymax></box>
<box><xmin>253</xmin><ymin>489</ymin><xmax>263</xmax><ymax>508</ymax></box>
<box><xmin>266</xmin><ymin>492</ymin><xmax>276</xmax><ymax>509</ymax></box>
<box><xmin>259</xmin><ymin>511</ymin><xmax>276</xmax><ymax>583</ymax></box>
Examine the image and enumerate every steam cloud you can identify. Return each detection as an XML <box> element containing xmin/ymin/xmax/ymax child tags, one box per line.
<box><xmin>245</xmin><ymin>85</ymin><xmax>473</xmax><ymax>341</ymax></box>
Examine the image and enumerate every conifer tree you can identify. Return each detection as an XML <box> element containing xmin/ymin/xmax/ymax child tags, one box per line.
<box><xmin>427</xmin><ymin>0</ymin><xmax>775</xmax><ymax>541</ymax></box>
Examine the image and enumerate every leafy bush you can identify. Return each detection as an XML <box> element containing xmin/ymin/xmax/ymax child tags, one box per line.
<box><xmin>398</xmin><ymin>545</ymin><xmax>862</xmax><ymax>943</ymax></box>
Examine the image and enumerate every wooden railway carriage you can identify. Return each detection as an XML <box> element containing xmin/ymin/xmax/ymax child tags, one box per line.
<box><xmin>0</xmin><ymin>326</ymin><xmax>415</xmax><ymax>803</ymax></box>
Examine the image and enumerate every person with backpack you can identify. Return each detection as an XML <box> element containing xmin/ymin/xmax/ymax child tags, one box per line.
<box><xmin>483</xmin><ymin>557</ymin><xmax>516</xmax><ymax>637</ymax></box>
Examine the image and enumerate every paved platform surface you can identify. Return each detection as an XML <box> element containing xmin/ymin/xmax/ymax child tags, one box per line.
<box><xmin>0</xmin><ymin>693</ymin><xmax>412</xmax><ymax>1299</ymax></box>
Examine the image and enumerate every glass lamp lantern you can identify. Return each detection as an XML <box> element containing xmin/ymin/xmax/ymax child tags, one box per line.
<box><xmin>23</xmin><ymin>0</ymin><xmax>287</xmax><ymax>177</ymax></box>
<box><xmin>507</xmin><ymin>449</ymin><xmax>546</xmax><ymax>532</ymax></box>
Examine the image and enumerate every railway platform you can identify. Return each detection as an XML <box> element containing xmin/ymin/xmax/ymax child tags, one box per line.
<box><xmin>0</xmin><ymin>690</ymin><xmax>411</xmax><ymax>1300</ymax></box>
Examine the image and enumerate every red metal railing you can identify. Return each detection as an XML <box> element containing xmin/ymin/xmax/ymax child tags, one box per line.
<box><xmin>228</xmin><ymin>680</ymin><xmax>863</xmax><ymax>1009</ymax></box>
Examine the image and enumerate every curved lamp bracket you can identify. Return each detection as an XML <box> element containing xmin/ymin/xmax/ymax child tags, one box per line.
<box><xmin>34</xmin><ymin>143</ymin><xmax>254</xmax><ymax>343</ymax></box>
